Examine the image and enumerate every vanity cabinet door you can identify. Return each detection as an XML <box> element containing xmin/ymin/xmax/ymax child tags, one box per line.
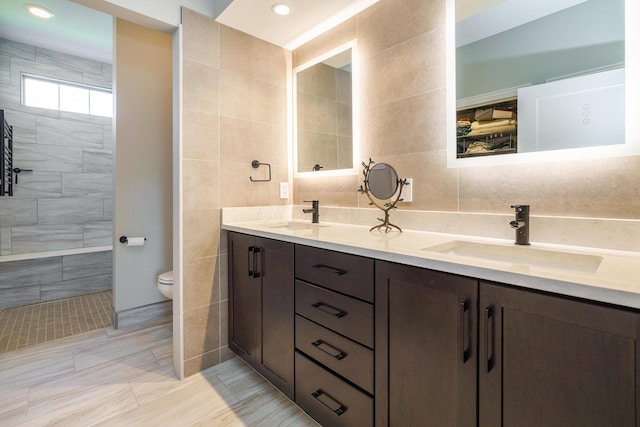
<box><xmin>229</xmin><ymin>232</ymin><xmax>261</xmax><ymax>361</ymax></box>
<box><xmin>260</xmin><ymin>237</ymin><xmax>294</xmax><ymax>398</ymax></box>
<box><xmin>375</xmin><ymin>260</ymin><xmax>478</xmax><ymax>427</ymax></box>
<box><xmin>479</xmin><ymin>281</ymin><xmax>640</xmax><ymax>427</ymax></box>
<box><xmin>228</xmin><ymin>232</ymin><xmax>294</xmax><ymax>399</ymax></box>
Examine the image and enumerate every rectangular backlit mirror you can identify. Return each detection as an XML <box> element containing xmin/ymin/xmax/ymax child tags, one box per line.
<box><xmin>293</xmin><ymin>41</ymin><xmax>358</xmax><ymax>176</ymax></box>
<box><xmin>447</xmin><ymin>0</ymin><xmax>640</xmax><ymax>167</ymax></box>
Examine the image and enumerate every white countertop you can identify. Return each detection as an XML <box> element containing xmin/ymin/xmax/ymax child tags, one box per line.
<box><xmin>222</xmin><ymin>217</ymin><xmax>640</xmax><ymax>310</ymax></box>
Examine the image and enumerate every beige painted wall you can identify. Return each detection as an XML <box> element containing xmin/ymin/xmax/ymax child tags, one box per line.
<box><xmin>293</xmin><ymin>0</ymin><xmax>640</xmax><ymax>221</ymax></box>
<box><xmin>113</xmin><ymin>19</ymin><xmax>173</xmax><ymax>313</ymax></box>
<box><xmin>179</xmin><ymin>8</ymin><xmax>290</xmax><ymax>376</ymax></box>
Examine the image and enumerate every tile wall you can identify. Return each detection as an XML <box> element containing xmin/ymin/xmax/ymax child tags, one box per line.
<box><xmin>0</xmin><ymin>38</ymin><xmax>113</xmax><ymax>255</ymax></box>
<box><xmin>180</xmin><ymin>8</ymin><xmax>290</xmax><ymax>376</ymax></box>
<box><xmin>293</xmin><ymin>0</ymin><xmax>640</xmax><ymax>221</ymax></box>
<box><xmin>0</xmin><ymin>250</ymin><xmax>112</xmax><ymax>308</ymax></box>
<box><xmin>0</xmin><ymin>38</ymin><xmax>113</xmax><ymax>308</ymax></box>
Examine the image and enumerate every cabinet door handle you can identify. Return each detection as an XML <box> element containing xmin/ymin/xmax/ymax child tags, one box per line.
<box><xmin>312</xmin><ymin>340</ymin><xmax>347</xmax><ymax>360</ymax></box>
<box><xmin>485</xmin><ymin>305</ymin><xmax>495</xmax><ymax>373</ymax></box>
<box><xmin>312</xmin><ymin>264</ymin><xmax>347</xmax><ymax>276</ymax></box>
<box><xmin>247</xmin><ymin>246</ymin><xmax>255</xmax><ymax>277</ymax></box>
<box><xmin>312</xmin><ymin>302</ymin><xmax>347</xmax><ymax>318</ymax></box>
<box><xmin>460</xmin><ymin>300</ymin><xmax>471</xmax><ymax>364</ymax></box>
<box><xmin>311</xmin><ymin>389</ymin><xmax>347</xmax><ymax>416</ymax></box>
<box><xmin>252</xmin><ymin>247</ymin><xmax>261</xmax><ymax>278</ymax></box>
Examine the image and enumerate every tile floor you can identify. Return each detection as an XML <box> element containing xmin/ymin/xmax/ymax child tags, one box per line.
<box><xmin>0</xmin><ymin>291</ymin><xmax>113</xmax><ymax>355</ymax></box>
<box><xmin>0</xmin><ymin>321</ymin><xmax>319</xmax><ymax>426</ymax></box>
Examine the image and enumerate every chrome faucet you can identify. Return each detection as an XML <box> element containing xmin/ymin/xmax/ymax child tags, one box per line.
<box><xmin>303</xmin><ymin>200</ymin><xmax>319</xmax><ymax>223</ymax></box>
<box><xmin>510</xmin><ymin>205</ymin><xmax>530</xmax><ymax>245</ymax></box>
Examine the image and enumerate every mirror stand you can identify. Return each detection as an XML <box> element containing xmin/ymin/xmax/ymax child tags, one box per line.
<box><xmin>358</xmin><ymin>159</ymin><xmax>409</xmax><ymax>233</ymax></box>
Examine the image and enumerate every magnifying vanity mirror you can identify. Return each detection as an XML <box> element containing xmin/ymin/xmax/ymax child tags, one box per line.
<box><xmin>358</xmin><ymin>159</ymin><xmax>408</xmax><ymax>233</ymax></box>
<box><xmin>448</xmin><ymin>0</ymin><xmax>640</xmax><ymax>167</ymax></box>
<box><xmin>293</xmin><ymin>42</ymin><xmax>358</xmax><ymax>176</ymax></box>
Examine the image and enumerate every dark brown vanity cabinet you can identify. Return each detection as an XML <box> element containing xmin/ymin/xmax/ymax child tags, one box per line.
<box><xmin>479</xmin><ymin>281</ymin><xmax>640</xmax><ymax>427</ymax></box>
<box><xmin>375</xmin><ymin>260</ymin><xmax>478</xmax><ymax>427</ymax></box>
<box><xmin>294</xmin><ymin>245</ymin><xmax>375</xmax><ymax>427</ymax></box>
<box><xmin>228</xmin><ymin>232</ymin><xmax>294</xmax><ymax>399</ymax></box>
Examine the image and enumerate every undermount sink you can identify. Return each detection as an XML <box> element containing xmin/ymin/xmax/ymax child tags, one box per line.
<box><xmin>422</xmin><ymin>240</ymin><xmax>603</xmax><ymax>273</ymax></box>
<box><xmin>268</xmin><ymin>221</ymin><xmax>328</xmax><ymax>232</ymax></box>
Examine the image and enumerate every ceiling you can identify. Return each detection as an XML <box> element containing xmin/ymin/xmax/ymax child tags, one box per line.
<box><xmin>0</xmin><ymin>0</ymin><xmax>379</xmax><ymax>64</ymax></box>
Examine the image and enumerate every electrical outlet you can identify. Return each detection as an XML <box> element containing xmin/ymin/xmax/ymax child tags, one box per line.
<box><xmin>279</xmin><ymin>182</ymin><xmax>289</xmax><ymax>199</ymax></box>
<box><xmin>403</xmin><ymin>178</ymin><xmax>413</xmax><ymax>202</ymax></box>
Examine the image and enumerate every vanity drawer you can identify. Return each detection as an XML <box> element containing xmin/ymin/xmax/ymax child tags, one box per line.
<box><xmin>295</xmin><ymin>315</ymin><xmax>373</xmax><ymax>394</ymax></box>
<box><xmin>295</xmin><ymin>351</ymin><xmax>373</xmax><ymax>427</ymax></box>
<box><xmin>296</xmin><ymin>280</ymin><xmax>373</xmax><ymax>348</ymax></box>
<box><xmin>295</xmin><ymin>245</ymin><xmax>374</xmax><ymax>303</ymax></box>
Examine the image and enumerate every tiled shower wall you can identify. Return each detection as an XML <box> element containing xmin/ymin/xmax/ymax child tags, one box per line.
<box><xmin>0</xmin><ymin>37</ymin><xmax>113</xmax><ymax>255</ymax></box>
<box><xmin>0</xmin><ymin>38</ymin><xmax>113</xmax><ymax>308</ymax></box>
<box><xmin>0</xmin><ymin>251</ymin><xmax>112</xmax><ymax>308</ymax></box>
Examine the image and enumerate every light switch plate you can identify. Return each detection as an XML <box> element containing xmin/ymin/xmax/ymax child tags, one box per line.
<box><xmin>403</xmin><ymin>178</ymin><xmax>413</xmax><ymax>202</ymax></box>
<box><xmin>279</xmin><ymin>182</ymin><xmax>289</xmax><ymax>199</ymax></box>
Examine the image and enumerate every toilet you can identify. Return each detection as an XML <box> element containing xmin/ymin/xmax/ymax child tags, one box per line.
<box><xmin>157</xmin><ymin>271</ymin><xmax>173</xmax><ymax>299</ymax></box>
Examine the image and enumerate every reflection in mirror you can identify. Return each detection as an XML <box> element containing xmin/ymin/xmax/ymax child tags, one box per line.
<box><xmin>449</xmin><ymin>0</ymin><xmax>637</xmax><ymax>165</ymax></box>
<box><xmin>358</xmin><ymin>159</ymin><xmax>408</xmax><ymax>233</ymax></box>
<box><xmin>368</xmin><ymin>163</ymin><xmax>399</xmax><ymax>199</ymax></box>
<box><xmin>294</xmin><ymin>42</ymin><xmax>356</xmax><ymax>175</ymax></box>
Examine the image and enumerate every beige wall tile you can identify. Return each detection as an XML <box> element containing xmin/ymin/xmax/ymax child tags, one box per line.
<box><xmin>184</xmin><ymin>349</ymin><xmax>220</xmax><ymax>377</ymax></box>
<box><xmin>294</xmin><ymin>175</ymin><xmax>360</xmax><ymax>207</ymax></box>
<box><xmin>184</xmin><ymin>303</ymin><xmax>220</xmax><ymax>360</ymax></box>
<box><xmin>181</xmin><ymin>8</ymin><xmax>219</xmax><ymax>67</ymax></box>
<box><xmin>182</xmin><ymin>109</ymin><xmax>219</xmax><ymax>162</ymax></box>
<box><xmin>361</xmin><ymin>89</ymin><xmax>446</xmax><ymax>157</ymax></box>
<box><xmin>360</xmin><ymin>27</ymin><xmax>446</xmax><ymax>109</ymax></box>
<box><xmin>293</xmin><ymin>18</ymin><xmax>357</xmax><ymax>68</ymax></box>
<box><xmin>357</xmin><ymin>0</ymin><xmax>444</xmax><ymax>58</ymax></box>
<box><xmin>386</xmin><ymin>151</ymin><xmax>459</xmax><ymax>211</ymax></box>
<box><xmin>220</xmin><ymin>25</ymin><xmax>288</xmax><ymax>87</ymax></box>
<box><xmin>219</xmin><ymin>162</ymin><xmax>289</xmax><ymax>207</ymax></box>
<box><xmin>219</xmin><ymin>71</ymin><xmax>286</xmax><ymax>125</ymax></box>
<box><xmin>219</xmin><ymin>117</ymin><xmax>287</xmax><ymax>165</ymax></box>
<box><xmin>183</xmin><ymin>208</ymin><xmax>220</xmax><ymax>260</ymax></box>
<box><xmin>459</xmin><ymin>155</ymin><xmax>640</xmax><ymax>218</ymax></box>
<box><xmin>183</xmin><ymin>60</ymin><xmax>218</xmax><ymax>114</ymax></box>
<box><xmin>183</xmin><ymin>256</ymin><xmax>219</xmax><ymax>311</ymax></box>
<box><xmin>183</xmin><ymin>160</ymin><xmax>220</xmax><ymax>210</ymax></box>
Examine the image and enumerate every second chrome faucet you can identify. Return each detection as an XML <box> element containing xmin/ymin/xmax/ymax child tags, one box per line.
<box><xmin>303</xmin><ymin>200</ymin><xmax>319</xmax><ymax>223</ymax></box>
<box><xmin>510</xmin><ymin>205</ymin><xmax>530</xmax><ymax>245</ymax></box>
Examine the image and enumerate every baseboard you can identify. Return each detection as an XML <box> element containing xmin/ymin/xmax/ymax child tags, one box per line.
<box><xmin>113</xmin><ymin>300</ymin><xmax>173</xmax><ymax>330</ymax></box>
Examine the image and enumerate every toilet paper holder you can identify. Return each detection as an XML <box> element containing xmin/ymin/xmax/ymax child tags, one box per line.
<box><xmin>119</xmin><ymin>235</ymin><xmax>147</xmax><ymax>245</ymax></box>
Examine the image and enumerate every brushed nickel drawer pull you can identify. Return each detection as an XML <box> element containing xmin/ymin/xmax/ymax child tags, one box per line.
<box><xmin>312</xmin><ymin>264</ymin><xmax>347</xmax><ymax>276</ymax></box>
<box><xmin>311</xmin><ymin>389</ymin><xmax>347</xmax><ymax>416</ymax></box>
<box><xmin>312</xmin><ymin>302</ymin><xmax>347</xmax><ymax>318</ymax></box>
<box><xmin>312</xmin><ymin>339</ymin><xmax>347</xmax><ymax>360</ymax></box>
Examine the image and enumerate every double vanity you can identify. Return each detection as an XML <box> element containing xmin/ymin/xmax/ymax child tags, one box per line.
<box><xmin>223</xmin><ymin>207</ymin><xmax>640</xmax><ymax>427</ymax></box>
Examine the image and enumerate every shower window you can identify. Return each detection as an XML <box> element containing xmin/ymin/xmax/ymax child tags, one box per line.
<box><xmin>22</xmin><ymin>74</ymin><xmax>113</xmax><ymax>118</ymax></box>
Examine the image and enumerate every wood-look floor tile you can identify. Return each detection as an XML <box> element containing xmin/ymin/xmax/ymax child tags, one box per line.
<box><xmin>192</xmin><ymin>385</ymin><xmax>319</xmax><ymax>427</ymax></box>
<box><xmin>0</xmin><ymin>321</ymin><xmax>317</xmax><ymax>427</ymax></box>
<box><xmin>73</xmin><ymin>324</ymin><xmax>171</xmax><ymax>371</ymax></box>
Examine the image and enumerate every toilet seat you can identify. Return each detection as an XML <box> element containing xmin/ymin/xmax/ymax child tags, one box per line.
<box><xmin>158</xmin><ymin>271</ymin><xmax>173</xmax><ymax>285</ymax></box>
<box><xmin>157</xmin><ymin>271</ymin><xmax>174</xmax><ymax>299</ymax></box>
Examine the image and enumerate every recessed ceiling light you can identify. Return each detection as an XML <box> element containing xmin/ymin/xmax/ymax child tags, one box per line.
<box><xmin>24</xmin><ymin>4</ymin><xmax>55</xmax><ymax>19</ymax></box>
<box><xmin>271</xmin><ymin>3</ymin><xmax>290</xmax><ymax>16</ymax></box>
